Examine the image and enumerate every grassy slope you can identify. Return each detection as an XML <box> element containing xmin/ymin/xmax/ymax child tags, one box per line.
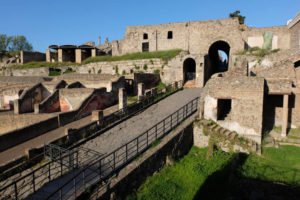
<box><xmin>127</xmin><ymin>147</ymin><xmax>233</xmax><ymax>200</ymax></box>
<box><xmin>12</xmin><ymin>49</ymin><xmax>182</xmax><ymax>69</ymax></box>
<box><xmin>81</xmin><ymin>49</ymin><xmax>181</xmax><ymax>65</ymax></box>
<box><xmin>128</xmin><ymin>145</ymin><xmax>300</xmax><ymax>200</ymax></box>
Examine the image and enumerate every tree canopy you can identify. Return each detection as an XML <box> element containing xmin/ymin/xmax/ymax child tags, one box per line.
<box><xmin>229</xmin><ymin>10</ymin><xmax>246</xmax><ymax>25</ymax></box>
<box><xmin>0</xmin><ymin>34</ymin><xmax>33</xmax><ymax>52</ymax></box>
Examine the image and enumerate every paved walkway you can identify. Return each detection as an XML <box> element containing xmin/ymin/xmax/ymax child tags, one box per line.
<box><xmin>0</xmin><ymin>105</ymin><xmax>119</xmax><ymax>166</ymax></box>
<box><xmin>28</xmin><ymin>88</ymin><xmax>201</xmax><ymax>199</ymax></box>
<box><xmin>82</xmin><ymin>88</ymin><xmax>201</xmax><ymax>154</ymax></box>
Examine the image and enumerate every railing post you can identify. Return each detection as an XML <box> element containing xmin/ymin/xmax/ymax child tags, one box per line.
<box><xmin>48</xmin><ymin>162</ymin><xmax>51</xmax><ymax>182</ymax></box>
<box><xmin>125</xmin><ymin>144</ymin><xmax>128</xmax><ymax>161</ymax></box>
<box><xmin>113</xmin><ymin>152</ymin><xmax>116</xmax><ymax>170</ymax></box>
<box><xmin>60</xmin><ymin>189</ymin><xmax>62</xmax><ymax>200</ymax></box>
<box><xmin>32</xmin><ymin>171</ymin><xmax>35</xmax><ymax>192</ymax></box>
<box><xmin>74</xmin><ymin>178</ymin><xmax>76</xmax><ymax>198</ymax></box>
<box><xmin>60</xmin><ymin>150</ymin><xmax>63</xmax><ymax>176</ymax></box>
<box><xmin>83</xmin><ymin>170</ymin><xmax>86</xmax><ymax>189</ymax></box>
<box><xmin>163</xmin><ymin>120</ymin><xmax>165</xmax><ymax>134</ymax></box>
<box><xmin>177</xmin><ymin>110</ymin><xmax>179</xmax><ymax>125</ymax></box>
<box><xmin>155</xmin><ymin>124</ymin><xmax>158</xmax><ymax>140</ymax></box>
<box><xmin>146</xmin><ymin>131</ymin><xmax>149</xmax><ymax>146</ymax></box>
<box><xmin>171</xmin><ymin>114</ymin><xmax>173</xmax><ymax>129</ymax></box>
<box><xmin>136</xmin><ymin>138</ymin><xmax>139</xmax><ymax>154</ymax></box>
<box><xmin>14</xmin><ymin>182</ymin><xmax>17</xmax><ymax>200</ymax></box>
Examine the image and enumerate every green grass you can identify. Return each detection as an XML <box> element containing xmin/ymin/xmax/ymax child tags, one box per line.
<box><xmin>127</xmin><ymin>145</ymin><xmax>300</xmax><ymax>200</ymax></box>
<box><xmin>12</xmin><ymin>61</ymin><xmax>76</xmax><ymax>69</ymax></box>
<box><xmin>81</xmin><ymin>49</ymin><xmax>181</xmax><ymax>65</ymax></box>
<box><xmin>235</xmin><ymin>47</ymin><xmax>280</xmax><ymax>58</ymax></box>
<box><xmin>127</xmin><ymin>147</ymin><xmax>233</xmax><ymax>200</ymax></box>
<box><xmin>11</xmin><ymin>49</ymin><xmax>181</xmax><ymax>69</ymax></box>
<box><xmin>241</xmin><ymin>145</ymin><xmax>300</xmax><ymax>185</ymax></box>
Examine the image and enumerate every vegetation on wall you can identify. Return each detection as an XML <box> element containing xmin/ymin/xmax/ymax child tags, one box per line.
<box><xmin>81</xmin><ymin>49</ymin><xmax>181</xmax><ymax>65</ymax></box>
<box><xmin>236</xmin><ymin>47</ymin><xmax>280</xmax><ymax>57</ymax></box>
<box><xmin>12</xmin><ymin>62</ymin><xmax>75</xmax><ymax>69</ymax></box>
<box><xmin>229</xmin><ymin>10</ymin><xmax>246</xmax><ymax>25</ymax></box>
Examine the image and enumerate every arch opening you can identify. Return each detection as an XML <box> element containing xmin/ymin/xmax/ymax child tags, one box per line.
<box><xmin>204</xmin><ymin>40</ymin><xmax>230</xmax><ymax>85</ymax></box>
<box><xmin>183</xmin><ymin>58</ymin><xmax>196</xmax><ymax>86</ymax></box>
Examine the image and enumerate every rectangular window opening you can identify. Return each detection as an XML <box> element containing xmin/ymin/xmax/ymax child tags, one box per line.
<box><xmin>167</xmin><ymin>31</ymin><xmax>173</xmax><ymax>39</ymax></box>
<box><xmin>217</xmin><ymin>99</ymin><xmax>232</xmax><ymax>120</ymax></box>
<box><xmin>142</xmin><ymin>42</ymin><xmax>149</xmax><ymax>52</ymax></box>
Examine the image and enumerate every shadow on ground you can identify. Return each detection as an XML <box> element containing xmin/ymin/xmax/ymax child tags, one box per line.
<box><xmin>193</xmin><ymin>153</ymin><xmax>300</xmax><ymax>200</ymax></box>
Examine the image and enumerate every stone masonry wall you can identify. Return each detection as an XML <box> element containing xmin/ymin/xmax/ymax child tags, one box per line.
<box><xmin>113</xmin><ymin>18</ymin><xmax>244</xmax><ymax>56</ymax></box>
<box><xmin>201</xmin><ymin>77</ymin><xmax>264</xmax><ymax>143</ymax></box>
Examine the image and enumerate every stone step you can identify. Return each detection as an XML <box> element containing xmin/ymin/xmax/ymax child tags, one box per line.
<box><xmin>220</xmin><ymin>128</ymin><xmax>227</xmax><ymax>135</ymax></box>
<box><xmin>214</xmin><ymin>126</ymin><xmax>222</xmax><ymax>133</ymax></box>
<box><xmin>209</xmin><ymin>124</ymin><xmax>218</xmax><ymax>130</ymax></box>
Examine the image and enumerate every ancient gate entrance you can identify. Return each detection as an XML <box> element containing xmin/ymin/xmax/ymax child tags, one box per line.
<box><xmin>204</xmin><ymin>40</ymin><xmax>230</xmax><ymax>85</ymax></box>
<box><xmin>183</xmin><ymin>58</ymin><xmax>196</xmax><ymax>86</ymax></box>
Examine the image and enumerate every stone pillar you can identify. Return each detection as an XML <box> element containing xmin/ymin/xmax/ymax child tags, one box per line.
<box><xmin>92</xmin><ymin>110</ymin><xmax>104</xmax><ymax>126</ymax></box>
<box><xmin>58</xmin><ymin>49</ymin><xmax>63</xmax><ymax>63</ymax></box>
<box><xmin>91</xmin><ymin>49</ymin><xmax>96</xmax><ymax>57</ymax></box>
<box><xmin>75</xmin><ymin>49</ymin><xmax>82</xmax><ymax>64</ymax></box>
<box><xmin>138</xmin><ymin>83</ymin><xmax>145</xmax><ymax>101</ymax></box>
<box><xmin>281</xmin><ymin>94</ymin><xmax>289</xmax><ymax>137</ymax></box>
<box><xmin>119</xmin><ymin>88</ymin><xmax>127</xmax><ymax>110</ymax></box>
<box><xmin>14</xmin><ymin>100</ymin><xmax>20</xmax><ymax>114</ymax></box>
<box><xmin>46</xmin><ymin>49</ymin><xmax>51</xmax><ymax>62</ymax></box>
<box><xmin>20</xmin><ymin>50</ymin><xmax>24</xmax><ymax>64</ymax></box>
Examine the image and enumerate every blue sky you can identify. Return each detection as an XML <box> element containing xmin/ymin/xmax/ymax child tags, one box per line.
<box><xmin>1</xmin><ymin>0</ymin><xmax>299</xmax><ymax>52</ymax></box>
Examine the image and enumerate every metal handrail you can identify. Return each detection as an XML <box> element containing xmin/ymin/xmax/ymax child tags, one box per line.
<box><xmin>46</xmin><ymin>96</ymin><xmax>198</xmax><ymax>200</ymax></box>
<box><xmin>0</xmin><ymin>80</ymin><xmax>183</xmax><ymax>200</ymax></box>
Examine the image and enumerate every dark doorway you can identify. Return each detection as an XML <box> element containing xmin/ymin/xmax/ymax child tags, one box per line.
<box><xmin>294</xmin><ymin>60</ymin><xmax>300</xmax><ymax>68</ymax></box>
<box><xmin>183</xmin><ymin>58</ymin><xmax>196</xmax><ymax>84</ymax></box>
<box><xmin>142</xmin><ymin>42</ymin><xmax>149</xmax><ymax>52</ymax></box>
<box><xmin>217</xmin><ymin>99</ymin><xmax>231</xmax><ymax>120</ymax></box>
<box><xmin>204</xmin><ymin>41</ymin><xmax>230</xmax><ymax>85</ymax></box>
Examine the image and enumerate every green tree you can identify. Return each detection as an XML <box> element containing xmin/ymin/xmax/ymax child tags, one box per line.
<box><xmin>10</xmin><ymin>35</ymin><xmax>33</xmax><ymax>51</ymax></box>
<box><xmin>229</xmin><ymin>10</ymin><xmax>246</xmax><ymax>25</ymax></box>
<box><xmin>0</xmin><ymin>34</ymin><xmax>12</xmax><ymax>52</ymax></box>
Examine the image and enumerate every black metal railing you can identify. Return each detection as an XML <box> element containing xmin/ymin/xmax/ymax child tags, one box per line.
<box><xmin>46</xmin><ymin>97</ymin><xmax>199</xmax><ymax>200</ymax></box>
<box><xmin>0</xmin><ymin>80</ymin><xmax>183</xmax><ymax>200</ymax></box>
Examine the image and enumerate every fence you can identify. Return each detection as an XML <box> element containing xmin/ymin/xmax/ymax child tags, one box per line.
<box><xmin>0</xmin><ymin>151</ymin><xmax>78</xmax><ymax>200</ymax></box>
<box><xmin>46</xmin><ymin>97</ymin><xmax>199</xmax><ymax>200</ymax></box>
<box><xmin>0</xmin><ymin>80</ymin><xmax>183</xmax><ymax>200</ymax></box>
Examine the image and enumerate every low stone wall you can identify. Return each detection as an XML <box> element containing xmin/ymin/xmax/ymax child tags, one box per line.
<box><xmin>0</xmin><ymin>116</ymin><xmax>59</xmax><ymax>152</ymax></box>
<box><xmin>4</xmin><ymin>67</ymin><xmax>49</xmax><ymax>77</ymax></box>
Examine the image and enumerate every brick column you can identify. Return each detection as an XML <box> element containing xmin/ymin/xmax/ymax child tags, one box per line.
<box><xmin>75</xmin><ymin>49</ymin><xmax>82</xmax><ymax>64</ymax></box>
<box><xmin>281</xmin><ymin>94</ymin><xmax>289</xmax><ymax>137</ymax></box>
<box><xmin>58</xmin><ymin>49</ymin><xmax>63</xmax><ymax>63</ymax></box>
<box><xmin>91</xmin><ymin>49</ymin><xmax>96</xmax><ymax>57</ymax></box>
<box><xmin>138</xmin><ymin>83</ymin><xmax>145</xmax><ymax>101</ymax></box>
<box><xmin>119</xmin><ymin>88</ymin><xmax>127</xmax><ymax>110</ymax></box>
<box><xmin>46</xmin><ymin>49</ymin><xmax>51</xmax><ymax>62</ymax></box>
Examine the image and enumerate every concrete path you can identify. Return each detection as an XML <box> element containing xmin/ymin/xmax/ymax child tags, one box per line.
<box><xmin>28</xmin><ymin>88</ymin><xmax>201</xmax><ymax>199</ymax></box>
<box><xmin>0</xmin><ymin>105</ymin><xmax>119</xmax><ymax>166</ymax></box>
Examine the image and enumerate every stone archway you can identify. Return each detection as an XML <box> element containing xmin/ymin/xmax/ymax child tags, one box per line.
<box><xmin>204</xmin><ymin>40</ymin><xmax>230</xmax><ymax>85</ymax></box>
<box><xmin>183</xmin><ymin>58</ymin><xmax>196</xmax><ymax>86</ymax></box>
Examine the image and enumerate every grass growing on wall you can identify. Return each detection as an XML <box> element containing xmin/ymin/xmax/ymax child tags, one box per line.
<box><xmin>12</xmin><ymin>62</ymin><xmax>75</xmax><ymax>69</ymax></box>
<box><xmin>81</xmin><ymin>49</ymin><xmax>182</xmax><ymax>65</ymax></box>
<box><xmin>127</xmin><ymin>145</ymin><xmax>300</xmax><ymax>200</ymax></box>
